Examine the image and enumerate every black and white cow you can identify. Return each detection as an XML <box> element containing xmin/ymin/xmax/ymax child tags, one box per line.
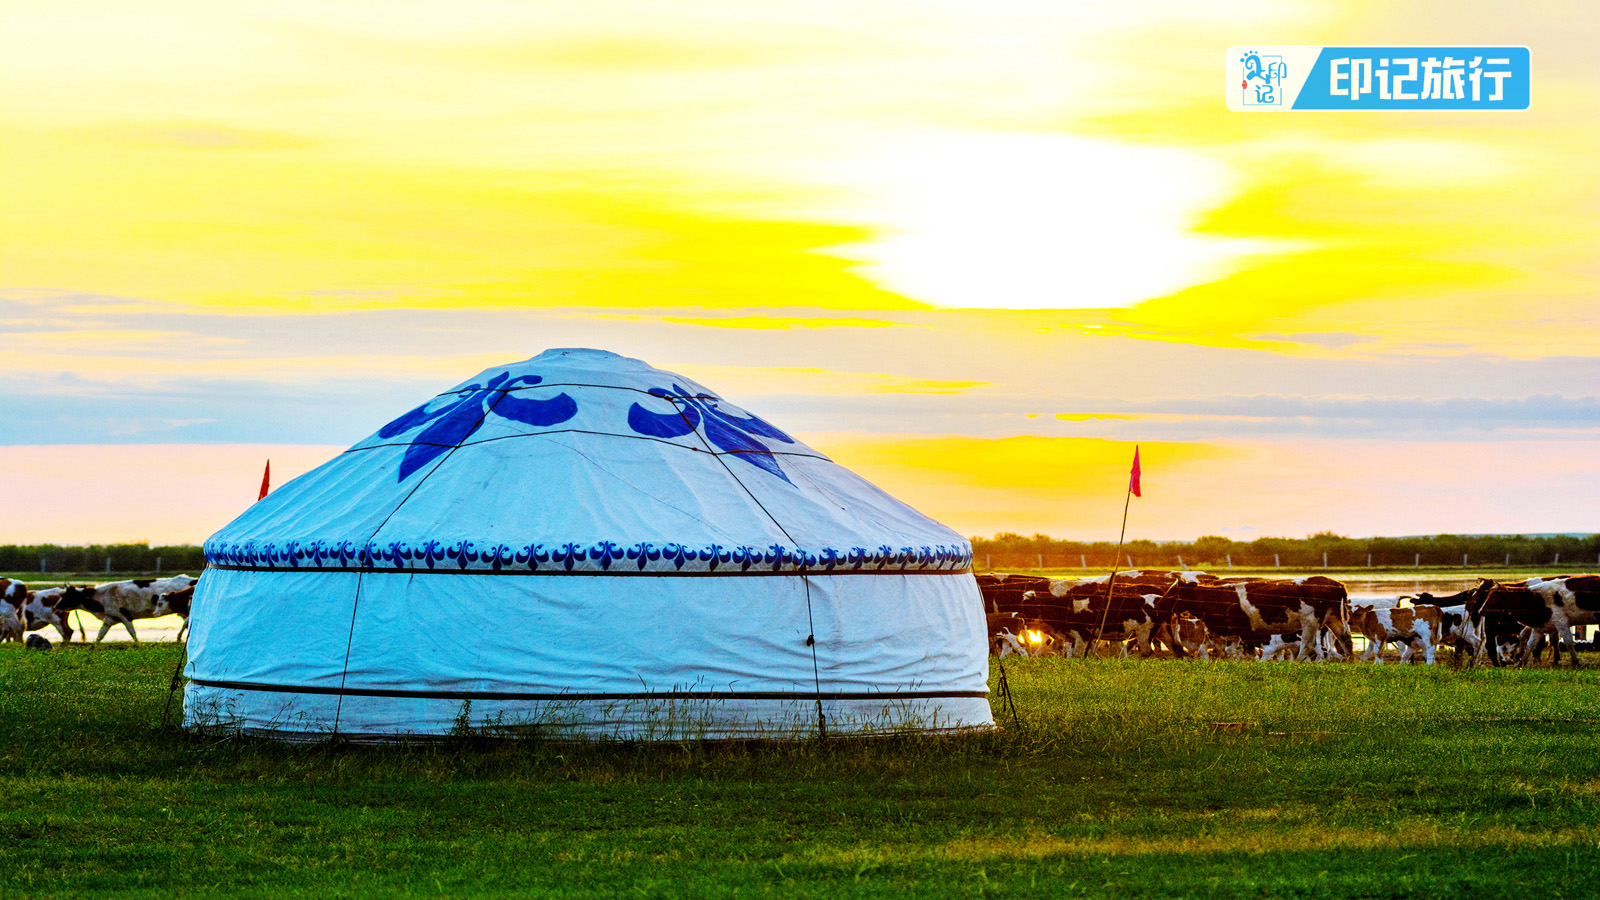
<box><xmin>53</xmin><ymin>575</ymin><xmax>199</xmax><ymax>642</ymax></box>
<box><xmin>153</xmin><ymin>584</ymin><xmax>195</xmax><ymax>641</ymax></box>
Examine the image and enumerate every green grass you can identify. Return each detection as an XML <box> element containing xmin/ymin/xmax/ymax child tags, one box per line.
<box><xmin>3</xmin><ymin>646</ymin><xmax>1599</xmax><ymax>899</ymax></box>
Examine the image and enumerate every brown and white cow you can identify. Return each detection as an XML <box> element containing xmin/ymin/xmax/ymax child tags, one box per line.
<box><xmin>1351</xmin><ymin>603</ymin><xmax>1442</xmax><ymax>664</ymax></box>
<box><xmin>1257</xmin><ymin>631</ymin><xmax>1305</xmax><ymax>661</ymax></box>
<box><xmin>0</xmin><ymin>579</ymin><xmax>27</xmax><ymax>642</ymax></box>
<box><xmin>1153</xmin><ymin>612</ymin><xmax>1216</xmax><ymax>659</ymax></box>
<box><xmin>975</xmin><ymin>573</ymin><xmax>1054</xmax><ymax>617</ymax></box>
<box><xmin>1476</xmin><ymin>576</ymin><xmax>1599</xmax><ymax>667</ymax></box>
<box><xmin>53</xmin><ymin>575</ymin><xmax>199</xmax><ymax>642</ymax></box>
<box><xmin>1417</xmin><ymin>603</ymin><xmax>1481</xmax><ymax>664</ymax></box>
<box><xmin>1414</xmin><ymin>582</ymin><xmax>1523</xmax><ymax>666</ymax></box>
<box><xmin>987</xmin><ymin>611</ymin><xmax>1029</xmax><ymax>656</ymax></box>
<box><xmin>1157</xmin><ymin>575</ymin><xmax>1352</xmax><ymax>660</ymax></box>
<box><xmin>19</xmin><ymin>587</ymin><xmax>75</xmax><ymax>642</ymax></box>
<box><xmin>1022</xmin><ymin>570</ymin><xmax>1189</xmax><ymax>658</ymax></box>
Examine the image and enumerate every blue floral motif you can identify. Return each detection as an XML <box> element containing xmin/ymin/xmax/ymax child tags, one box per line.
<box><xmin>763</xmin><ymin>544</ymin><xmax>792</xmax><ymax>571</ymax></box>
<box><xmin>385</xmin><ymin>541</ymin><xmax>412</xmax><ymax>568</ymax></box>
<box><xmin>205</xmin><ymin>536</ymin><xmax>972</xmax><ymax>572</ymax></box>
<box><xmin>661</xmin><ymin>543</ymin><xmax>694</xmax><ymax>570</ymax></box>
<box><xmin>447</xmin><ymin>541</ymin><xmax>480</xmax><ymax>569</ymax></box>
<box><xmin>698</xmin><ymin>544</ymin><xmax>730</xmax><ymax>571</ymax></box>
<box><xmin>551</xmin><ymin>542</ymin><xmax>586</xmax><ymax>571</ymax></box>
<box><xmin>375</xmin><ymin>371</ymin><xmax>579</xmax><ymax>481</ymax></box>
<box><xmin>731</xmin><ymin>546</ymin><xmax>760</xmax><ymax>571</ymax></box>
<box><xmin>590</xmin><ymin>541</ymin><xmax>625</xmax><ymax>571</ymax></box>
<box><xmin>626</xmin><ymin>542</ymin><xmax>661</xmax><ymax>571</ymax></box>
<box><xmin>416</xmin><ymin>540</ymin><xmax>448</xmax><ymax>569</ymax></box>
<box><xmin>519</xmin><ymin>543</ymin><xmax>550</xmax><ymax>570</ymax></box>
<box><xmin>484</xmin><ymin>544</ymin><xmax>518</xmax><ymax>570</ymax></box>
<box><xmin>626</xmin><ymin>384</ymin><xmax>796</xmax><ymax>484</ymax></box>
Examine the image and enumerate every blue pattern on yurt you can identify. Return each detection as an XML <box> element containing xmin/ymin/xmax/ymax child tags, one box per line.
<box><xmin>202</xmin><ymin>537</ymin><xmax>972</xmax><ymax>574</ymax></box>
<box><xmin>377</xmin><ymin>372</ymin><xmax>578</xmax><ymax>480</ymax></box>
<box><xmin>628</xmin><ymin>384</ymin><xmax>796</xmax><ymax>483</ymax></box>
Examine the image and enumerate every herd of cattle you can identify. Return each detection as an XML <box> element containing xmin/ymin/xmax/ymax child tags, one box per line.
<box><xmin>3</xmin><ymin>569</ymin><xmax>1596</xmax><ymax>668</ymax></box>
<box><xmin>979</xmin><ymin>570</ymin><xmax>1600</xmax><ymax>666</ymax></box>
<box><xmin>0</xmin><ymin>575</ymin><xmax>197</xmax><ymax>648</ymax></box>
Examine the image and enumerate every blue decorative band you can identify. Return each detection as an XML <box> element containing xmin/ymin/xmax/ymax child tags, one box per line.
<box><xmin>202</xmin><ymin>538</ymin><xmax>973</xmax><ymax>574</ymax></box>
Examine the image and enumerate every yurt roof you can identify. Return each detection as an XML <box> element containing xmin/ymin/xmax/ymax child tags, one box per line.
<box><xmin>204</xmin><ymin>348</ymin><xmax>971</xmax><ymax>575</ymax></box>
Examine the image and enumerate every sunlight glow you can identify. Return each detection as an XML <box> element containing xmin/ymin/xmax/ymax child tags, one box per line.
<box><xmin>825</xmin><ymin>132</ymin><xmax>1281</xmax><ymax>309</ymax></box>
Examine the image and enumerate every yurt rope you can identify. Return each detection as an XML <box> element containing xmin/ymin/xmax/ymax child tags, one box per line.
<box><xmin>161</xmin><ymin>639</ymin><xmax>188</xmax><ymax>727</ymax></box>
<box><xmin>329</xmin><ymin>391</ymin><xmax>514</xmax><ymax>738</ymax></box>
<box><xmin>991</xmin><ymin>649</ymin><xmax>1020</xmax><ymax>729</ymax></box>
<box><xmin>667</xmin><ymin>396</ymin><xmax>829</xmax><ymax>738</ymax></box>
<box><xmin>800</xmin><ymin>577</ymin><xmax>826</xmax><ymax>739</ymax></box>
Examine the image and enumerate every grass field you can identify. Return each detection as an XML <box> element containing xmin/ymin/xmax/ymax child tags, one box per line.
<box><xmin>3</xmin><ymin>645</ymin><xmax>1598</xmax><ymax>899</ymax></box>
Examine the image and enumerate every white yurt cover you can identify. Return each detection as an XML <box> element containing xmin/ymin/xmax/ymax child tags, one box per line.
<box><xmin>184</xmin><ymin>348</ymin><xmax>992</xmax><ymax>740</ymax></box>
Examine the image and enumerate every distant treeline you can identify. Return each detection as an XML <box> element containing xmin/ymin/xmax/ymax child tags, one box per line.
<box><xmin>971</xmin><ymin>531</ymin><xmax>1600</xmax><ymax>570</ymax></box>
<box><xmin>1</xmin><ymin>543</ymin><xmax>207</xmax><ymax>576</ymax></box>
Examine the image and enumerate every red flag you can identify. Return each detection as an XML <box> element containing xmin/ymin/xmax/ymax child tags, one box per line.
<box><xmin>1128</xmin><ymin>446</ymin><xmax>1141</xmax><ymax>498</ymax></box>
<box><xmin>258</xmin><ymin>460</ymin><xmax>271</xmax><ymax>501</ymax></box>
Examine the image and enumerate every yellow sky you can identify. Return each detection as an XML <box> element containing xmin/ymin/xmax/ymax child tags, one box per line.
<box><xmin>1</xmin><ymin>0</ymin><xmax>1596</xmax><ymax>542</ymax></box>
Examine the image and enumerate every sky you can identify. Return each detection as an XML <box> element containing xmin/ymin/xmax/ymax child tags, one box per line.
<box><xmin>2</xmin><ymin>0</ymin><xmax>1597</xmax><ymax>545</ymax></box>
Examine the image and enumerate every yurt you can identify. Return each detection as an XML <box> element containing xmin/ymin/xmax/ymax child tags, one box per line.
<box><xmin>184</xmin><ymin>348</ymin><xmax>993</xmax><ymax>740</ymax></box>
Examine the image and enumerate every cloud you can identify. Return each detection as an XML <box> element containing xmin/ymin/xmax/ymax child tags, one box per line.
<box><xmin>808</xmin><ymin>433</ymin><xmax>1600</xmax><ymax>540</ymax></box>
<box><xmin>90</xmin><ymin>123</ymin><xmax>313</xmax><ymax>150</ymax></box>
<box><xmin>1040</xmin><ymin>396</ymin><xmax>1600</xmax><ymax>442</ymax></box>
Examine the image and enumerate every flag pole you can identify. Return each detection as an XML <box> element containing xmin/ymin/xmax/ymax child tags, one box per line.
<box><xmin>1086</xmin><ymin>446</ymin><xmax>1139</xmax><ymax>660</ymax></box>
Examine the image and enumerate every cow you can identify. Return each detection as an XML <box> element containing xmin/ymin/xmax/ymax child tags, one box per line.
<box><xmin>0</xmin><ymin>603</ymin><xmax>20</xmax><ymax>643</ymax></box>
<box><xmin>1516</xmin><ymin>625</ymin><xmax>1567</xmax><ymax>666</ymax></box>
<box><xmin>1525</xmin><ymin>575</ymin><xmax>1600</xmax><ymax>666</ymax></box>
<box><xmin>1413</xmin><ymin>582</ymin><xmax>1521</xmax><ymax>666</ymax></box>
<box><xmin>1156</xmin><ymin>575</ymin><xmax>1352</xmax><ymax>660</ymax></box>
<box><xmin>1258</xmin><ymin>631</ymin><xmax>1304</xmax><ymax>661</ymax></box>
<box><xmin>1416</xmin><ymin>603</ymin><xmax>1481</xmax><ymax>665</ymax></box>
<box><xmin>1350</xmin><ymin>603</ymin><xmax>1442</xmax><ymax>664</ymax></box>
<box><xmin>19</xmin><ymin>587</ymin><xmax>75</xmax><ymax>642</ymax></box>
<box><xmin>1477</xmin><ymin>576</ymin><xmax>1600</xmax><ymax>667</ymax></box>
<box><xmin>975</xmin><ymin>573</ymin><xmax>1054</xmax><ymax>617</ymax></box>
<box><xmin>1153</xmin><ymin>612</ymin><xmax>1217</xmax><ymax>659</ymax></box>
<box><xmin>1021</xmin><ymin>570</ymin><xmax>1189</xmax><ymax>658</ymax></box>
<box><xmin>0</xmin><ymin>579</ymin><xmax>26</xmax><ymax>642</ymax></box>
<box><xmin>987</xmin><ymin>611</ymin><xmax>1029</xmax><ymax>656</ymax></box>
<box><xmin>152</xmin><ymin>584</ymin><xmax>194</xmax><ymax>641</ymax></box>
<box><xmin>52</xmin><ymin>575</ymin><xmax>199</xmax><ymax>642</ymax></box>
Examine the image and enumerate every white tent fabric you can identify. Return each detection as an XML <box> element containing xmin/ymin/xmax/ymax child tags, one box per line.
<box><xmin>184</xmin><ymin>348</ymin><xmax>992</xmax><ymax>740</ymax></box>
